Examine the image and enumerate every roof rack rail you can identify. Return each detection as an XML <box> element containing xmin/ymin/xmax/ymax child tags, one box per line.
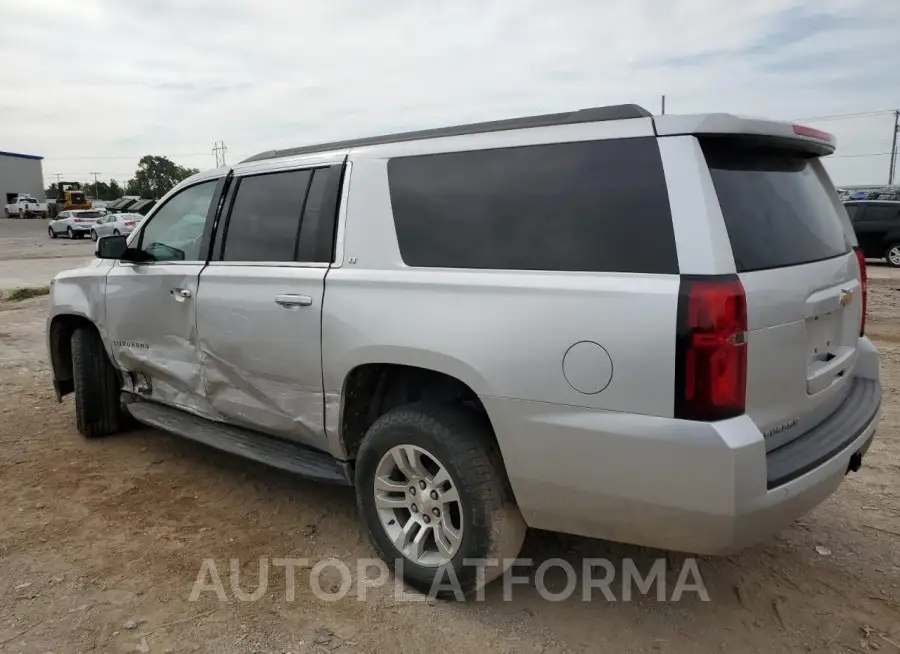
<box><xmin>241</xmin><ymin>103</ymin><xmax>651</xmax><ymax>163</ymax></box>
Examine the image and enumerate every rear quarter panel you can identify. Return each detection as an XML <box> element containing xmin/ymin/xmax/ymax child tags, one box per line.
<box><xmin>322</xmin><ymin>153</ymin><xmax>680</xmax><ymax>448</ymax></box>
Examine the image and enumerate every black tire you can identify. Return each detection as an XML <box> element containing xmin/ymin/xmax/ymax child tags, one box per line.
<box><xmin>355</xmin><ymin>403</ymin><xmax>526</xmax><ymax>598</ymax></box>
<box><xmin>112</xmin><ymin>229</ymin><xmax>120</xmax><ymax>236</ymax></box>
<box><xmin>66</xmin><ymin>226</ymin><xmax>74</xmax><ymax>239</ymax></box>
<box><xmin>48</xmin><ymin>226</ymin><xmax>57</xmax><ymax>239</ymax></box>
<box><xmin>90</xmin><ymin>230</ymin><xmax>98</xmax><ymax>242</ymax></box>
<box><xmin>71</xmin><ymin>327</ymin><xmax>121</xmax><ymax>438</ymax></box>
<box><xmin>884</xmin><ymin>243</ymin><xmax>900</xmax><ymax>268</ymax></box>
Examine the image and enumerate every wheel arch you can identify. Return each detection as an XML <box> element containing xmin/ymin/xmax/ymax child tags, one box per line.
<box><xmin>336</xmin><ymin>360</ymin><xmax>498</xmax><ymax>463</ymax></box>
<box><xmin>49</xmin><ymin>313</ymin><xmax>101</xmax><ymax>398</ymax></box>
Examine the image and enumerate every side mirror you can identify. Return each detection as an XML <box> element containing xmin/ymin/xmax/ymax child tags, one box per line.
<box><xmin>96</xmin><ymin>234</ymin><xmax>128</xmax><ymax>259</ymax></box>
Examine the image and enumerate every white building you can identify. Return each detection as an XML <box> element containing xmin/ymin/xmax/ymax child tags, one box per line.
<box><xmin>0</xmin><ymin>150</ymin><xmax>45</xmax><ymax>206</ymax></box>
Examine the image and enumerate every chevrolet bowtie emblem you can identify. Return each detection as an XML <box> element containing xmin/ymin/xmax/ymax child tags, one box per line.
<box><xmin>840</xmin><ymin>289</ymin><xmax>853</xmax><ymax>307</ymax></box>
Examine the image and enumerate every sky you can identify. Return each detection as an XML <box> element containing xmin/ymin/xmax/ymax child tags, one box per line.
<box><xmin>0</xmin><ymin>0</ymin><xmax>898</xmax><ymax>188</ymax></box>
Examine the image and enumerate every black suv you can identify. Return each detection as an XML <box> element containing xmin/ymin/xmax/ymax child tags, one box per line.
<box><xmin>845</xmin><ymin>201</ymin><xmax>900</xmax><ymax>267</ymax></box>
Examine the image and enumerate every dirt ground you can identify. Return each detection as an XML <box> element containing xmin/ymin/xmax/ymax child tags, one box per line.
<box><xmin>0</xmin><ymin>218</ymin><xmax>898</xmax><ymax>653</ymax></box>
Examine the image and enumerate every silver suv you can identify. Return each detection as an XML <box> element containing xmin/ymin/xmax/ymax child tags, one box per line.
<box><xmin>47</xmin><ymin>104</ymin><xmax>881</xmax><ymax>595</ymax></box>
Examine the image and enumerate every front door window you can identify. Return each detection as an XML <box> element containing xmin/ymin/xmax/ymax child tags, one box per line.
<box><xmin>136</xmin><ymin>181</ymin><xmax>217</xmax><ymax>262</ymax></box>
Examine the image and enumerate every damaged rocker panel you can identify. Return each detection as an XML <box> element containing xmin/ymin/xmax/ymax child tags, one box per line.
<box><xmin>123</xmin><ymin>395</ymin><xmax>352</xmax><ymax>485</ymax></box>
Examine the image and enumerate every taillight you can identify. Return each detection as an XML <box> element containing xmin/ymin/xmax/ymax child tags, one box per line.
<box><xmin>675</xmin><ymin>275</ymin><xmax>747</xmax><ymax>421</ymax></box>
<box><xmin>124</xmin><ymin>221</ymin><xmax>136</xmax><ymax>226</ymax></box>
<box><xmin>854</xmin><ymin>246</ymin><xmax>867</xmax><ymax>336</ymax></box>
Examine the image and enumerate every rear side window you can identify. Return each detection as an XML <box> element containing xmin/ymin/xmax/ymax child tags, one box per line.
<box><xmin>222</xmin><ymin>170</ymin><xmax>311</xmax><ymax>262</ymax></box>
<box><xmin>702</xmin><ymin>142</ymin><xmax>850</xmax><ymax>272</ymax></box>
<box><xmin>863</xmin><ymin>204</ymin><xmax>900</xmax><ymax>222</ymax></box>
<box><xmin>387</xmin><ymin>138</ymin><xmax>677</xmax><ymax>273</ymax></box>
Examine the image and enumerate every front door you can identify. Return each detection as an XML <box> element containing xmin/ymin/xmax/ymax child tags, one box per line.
<box><xmin>105</xmin><ymin>177</ymin><xmax>224</xmax><ymax>415</ymax></box>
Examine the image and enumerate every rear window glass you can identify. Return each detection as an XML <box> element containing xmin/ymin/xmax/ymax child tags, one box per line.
<box><xmin>703</xmin><ymin>142</ymin><xmax>849</xmax><ymax>272</ymax></box>
<box><xmin>387</xmin><ymin>138</ymin><xmax>677</xmax><ymax>274</ymax></box>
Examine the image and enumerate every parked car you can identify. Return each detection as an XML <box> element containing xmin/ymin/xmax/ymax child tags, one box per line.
<box><xmin>47</xmin><ymin>105</ymin><xmax>880</xmax><ymax>596</ymax></box>
<box><xmin>844</xmin><ymin>200</ymin><xmax>900</xmax><ymax>266</ymax></box>
<box><xmin>47</xmin><ymin>210</ymin><xmax>104</xmax><ymax>239</ymax></box>
<box><xmin>5</xmin><ymin>195</ymin><xmax>49</xmax><ymax>218</ymax></box>
<box><xmin>90</xmin><ymin>212</ymin><xmax>143</xmax><ymax>241</ymax></box>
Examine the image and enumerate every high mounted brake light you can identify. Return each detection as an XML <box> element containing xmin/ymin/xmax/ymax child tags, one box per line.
<box><xmin>792</xmin><ymin>124</ymin><xmax>835</xmax><ymax>144</ymax></box>
<box><xmin>675</xmin><ymin>276</ymin><xmax>748</xmax><ymax>421</ymax></box>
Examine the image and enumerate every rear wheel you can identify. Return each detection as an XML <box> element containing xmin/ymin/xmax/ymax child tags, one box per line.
<box><xmin>885</xmin><ymin>243</ymin><xmax>900</xmax><ymax>268</ymax></box>
<box><xmin>112</xmin><ymin>229</ymin><xmax>120</xmax><ymax>236</ymax></box>
<box><xmin>66</xmin><ymin>226</ymin><xmax>74</xmax><ymax>239</ymax></box>
<box><xmin>355</xmin><ymin>403</ymin><xmax>526</xmax><ymax>597</ymax></box>
<box><xmin>90</xmin><ymin>230</ymin><xmax>98</xmax><ymax>241</ymax></box>
<box><xmin>71</xmin><ymin>327</ymin><xmax>121</xmax><ymax>438</ymax></box>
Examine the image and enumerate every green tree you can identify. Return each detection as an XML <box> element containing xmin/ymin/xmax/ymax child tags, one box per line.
<box><xmin>108</xmin><ymin>179</ymin><xmax>124</xmax><ymax>199</ymax></box>
<box><xmin>46</xmin><ymin>183</ymin><xmax>57</xmax><ymax>199</ymax></box>
<box><xmin>125</xmin><ymin>155</ymin><xmax>200</xmax><ymax>199</ymax></box>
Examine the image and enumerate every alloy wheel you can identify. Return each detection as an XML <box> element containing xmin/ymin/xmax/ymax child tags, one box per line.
<box><xmin>373</xmin><ymin>444</ymin><xmax>464</xmax><ymax>567</ymax></box>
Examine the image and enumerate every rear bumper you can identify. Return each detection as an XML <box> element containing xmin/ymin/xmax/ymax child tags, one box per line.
<box><xmin>484</xmin><ymin>339</ymin><xmax>881</xmax><ymax>555</ymax></box>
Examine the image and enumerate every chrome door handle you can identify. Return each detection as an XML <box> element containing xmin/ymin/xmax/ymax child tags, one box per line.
<box><xmin>275</xmin><ymin>294</ymin><xmax>312</xmax><ymax>308</ymax></box>
<box><xmin>170</xmin><ymin>288</ymin><xmax>192</xmax><ymax>300</ymax></box>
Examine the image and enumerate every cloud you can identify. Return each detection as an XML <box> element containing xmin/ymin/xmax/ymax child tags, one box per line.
<box><xmin>0</xmin><ymin>0</ymin><xmax>897</xmax><ymax>185</ymax></box>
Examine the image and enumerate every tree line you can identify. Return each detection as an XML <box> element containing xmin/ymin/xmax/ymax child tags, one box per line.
<box><xmin>46</xmin><ymin>155</ymin><xmax>200</xmax><ymax>201</ymax></box>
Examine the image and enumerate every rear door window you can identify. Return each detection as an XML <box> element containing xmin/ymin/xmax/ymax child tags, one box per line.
<box><xmin>863</xmin><ymin>204</ymin><xmax>900</xmax><ymax>223</ymax></box>
<box><xmin>387</xmin><ymin>137</ymin><xmax>677</xmax><ymax>274</ymax></box>
<box><xmin>221</xmin><ymin>170</ymin><xmax>311</xmax><ymax>262</ymax></box>
<box><xmin>702</xmin><ymin>141</ymin><xmax>850</xmax><ymax>272</ymax></box>
<box><xmin>844</xmin><ymin>204</ymin><xmax>861</xmax><ymax>222</ymax></box>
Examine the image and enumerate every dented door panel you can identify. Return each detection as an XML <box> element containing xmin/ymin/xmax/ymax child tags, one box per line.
<box><xmin>195</xmin><ymin>264</ymin><xmax>329</xmax><ymax>451</ymax></box>
<box><xmin>105</xmin><ymin>262</ymin><xmax>211</xmax><ymax>416</ymax></box>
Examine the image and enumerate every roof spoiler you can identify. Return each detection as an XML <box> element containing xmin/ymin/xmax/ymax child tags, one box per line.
<box><xmin>653</xmin><ymin>113</ymin><xmax>836</xmax><ymax>156</ymax></box>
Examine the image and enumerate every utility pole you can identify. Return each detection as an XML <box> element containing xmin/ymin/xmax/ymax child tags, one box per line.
<box><xmin>661</xmin><ymin>95</ymin><xmax>666</xmax><ymax>115</ymax></box>
<box><xmin>212</xmin><ymin>140</ymin><xmax>228</xmax><ymax>167</ymax></box>
<box><xmin>90</xmin><ymin>172</ymin><xmax>102</xmax><ymax>201</ymax></box>
<box><xmin>889</xmin><ymin>110</ymin><xmax>899</xmax><ymax>186</ymax></box>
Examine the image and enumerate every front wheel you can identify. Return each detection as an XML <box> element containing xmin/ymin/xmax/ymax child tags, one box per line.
<box><xmin>885</xmin><ymin>243</ymin><xmax>900</xmax><ymax>268</ymax></box>
<box><xmin>71</xmin><ymin>327</ymin><xmax>121</xmax><ymax>437</ymax></box>
<box><xmin>355</xmin><ymin>403</ymin><xmax>526</xmax><ymax>597</ymax></box>
<box><xmin>48</xmin><ymin>226</ymin><xmax>57</xmax><ymax>239</ymax></box>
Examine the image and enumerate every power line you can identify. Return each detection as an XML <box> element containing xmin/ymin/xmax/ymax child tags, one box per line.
<box><xmin>43</xmin><ymin>152</ymin><xmax>211</xmax><ymax>161</ymax></box>
<box><xmin>830</xmin><ymin>152</ymin><xmax>893</xmax><ymax>159</ymax></box>
<box><xmin>793</xmin><ymin>109</ymin><xmax>896</xmax><ymax>123</ymax></box>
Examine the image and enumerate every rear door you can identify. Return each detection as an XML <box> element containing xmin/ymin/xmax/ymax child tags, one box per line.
<box><xmin>700</xmin><ymin>140</ymin><xmax>862</xmax><ymax>450</ymax></box>
<box><xmin>195</xmin><ymin>163</ymin><xmax>344</xmax><ymax>452</ymax></box>
<box><xmin>862</xmin><ymin>203</ymin><xmax>900</xmax><ymax>260</ymax></box>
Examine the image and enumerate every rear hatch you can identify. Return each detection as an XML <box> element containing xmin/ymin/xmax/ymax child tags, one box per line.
<box><xmin>700</xmin><ymin>137</ymin><xmax>862</xmax><ymax>450</ymax></box>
